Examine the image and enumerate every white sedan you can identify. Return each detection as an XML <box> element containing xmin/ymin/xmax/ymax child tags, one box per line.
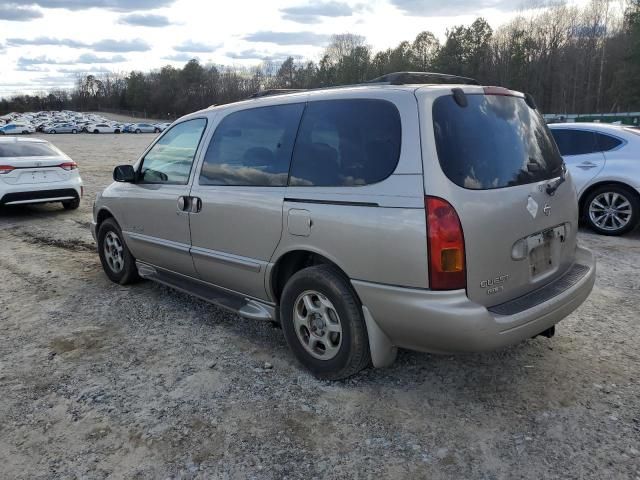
<box><xmin>87</xmin><ymin>123</ymin><xmax>122</xmax><ymax>134</ymax></box>
<box><xmin>549</xmin><ymin>122</ymin><xmax>640</xmax><ymax>235</ymax></box>
<box><xmin>128</xmin><ymin>123</ymin><xmax>157</xmax><ymax>134</ymax></box>
<box><xmin>0</xmin><ymin>136</ymin><xmax>83</xmax><ymax>210</ymax></box>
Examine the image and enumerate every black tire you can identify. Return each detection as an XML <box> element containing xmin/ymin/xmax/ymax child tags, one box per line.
<box><xmin>280</xmin><ymin>265</ymin><xmax>370</xmax><ymax>380</ymax></box>
<box><xmin>154</xmin><ymin>128</ymin><xmax>160</xmax><ymax>133</ymax></box>
<box><xmin>72</xmin><ymin>129</ymin><xmax>77</xmax><ymax>134</ymax></box>
<box><xmin>62</xmin><ymin>198</ymin><xmax>80</xmax><ymax>210</ymax></box>
<box><xmin>50</xmin><ymin>130</ymin><xmax>56</xmax><ymax>134</ymax></box>
<box><xmin>114</xmin><ymin>129</ymin><xmax>120</xmax><ymax>134</ymax></box>
<box><xmin>583</xmin><ymin>184</ymin><xmax>639</xmax><ymax>236</ymax></box>
<box><xmin>0</xmin><ymin>131</ymin><xmax>5</xmax><ymax>135</ymax></box>
<box><xmin>93</xmin><ymin>129</ymin><xmax>99</xmax><ymax>134</ymax></box>
<box><xmin>97</xmin><ymin>218</ymin><xmax>140</xmax><ymax>285</ymax></box>
<box><xmin>135</xmin><ymin>128</ymin><xmax>141</xmax><ymax>134</ymax></box>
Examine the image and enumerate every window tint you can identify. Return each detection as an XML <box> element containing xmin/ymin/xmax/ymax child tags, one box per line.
<box><xmin>289</xmin><ymin>99</ymin><xmax>401</xmax><ymax>186</ymax></box>
<box><xmin>433</xmin><ymin>94</ymin><xmax>563</xmax><ymax>189</ymax></box>
<box><xmin>199</xmin><ymin>103</ymin><xmax>304</xmax><ymax>186</ymax></box>
<box><xmin>139</xmin><ymin>118</ymin><xmax>207</xmax><ymax>184</ymax></box>
<box><xmin>550</xmin><ymin>129</ymin><xmax>598</xmax><ymax>156</ymax></box>
<box><xmin>595</xmin><ymin>132</ymin><xmax>623</xmax><ymax>151</ymax></box>
<box><xmin>0</xmin><ymin>142</ymin><xmax>60</xmax><ymax>157</ymax></box>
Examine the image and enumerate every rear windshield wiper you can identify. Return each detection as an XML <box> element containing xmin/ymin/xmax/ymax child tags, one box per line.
<box><xmin>546</xmin><ymin>163</ymin><xmax>566</xmax><ymax>196</ymax></box>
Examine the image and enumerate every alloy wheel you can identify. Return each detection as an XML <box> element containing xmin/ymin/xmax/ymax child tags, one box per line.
<box><xmin>103</xmin><ymin>231</ymin><xmax>125</xmax><ymax>273</ymax></box>
<box><xmin>293</xmin><ymin>290</ymin><xmax>343</xmax><ymax>360</ymax></box>
<box><xmin>588</xmin><ymin>191</ymin><xmax>633</xmax><ymax>232</ymax></box>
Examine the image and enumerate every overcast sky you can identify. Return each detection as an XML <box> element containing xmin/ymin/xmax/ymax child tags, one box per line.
<box><xmin>0</xmin><ymin>0</ymin><xmax>589</xmax><ymax>98</ymax></box>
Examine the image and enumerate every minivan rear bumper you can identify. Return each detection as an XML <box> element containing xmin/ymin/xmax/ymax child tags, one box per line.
<box><xmin>352</xmin><ymin>246</ymin><xmax>595</xmax><ymax>359</ymax></box>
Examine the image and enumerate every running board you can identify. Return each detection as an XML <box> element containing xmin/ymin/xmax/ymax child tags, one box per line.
<box><xmin>136</xmin><ymin>261</ymin><xmax>275</xmax><ymax>321</ymax></box>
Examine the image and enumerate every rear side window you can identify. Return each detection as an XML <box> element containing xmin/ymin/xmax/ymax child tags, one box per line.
<box><xmin>550</xmin><ymin>129</ymin><xmax>598</xmax><ymax>156</ymax></box>
<box><xmin>433</xmin><ymin>94</ymin><xmax>563</xmax><ymax>189</ymax></box>
<box><xmin>0</xmin><ymin>142</ymin><xmax>60</xmax><ymax>157</ymax></box>
<box><xmin>595</xmin><ymin>133</ymin><xmax>623</xmax><ymax>151</ymax></box>
<box><xmin>200</xmin><ymin>103</ymin><xmax>304</xmax><ymax>186</ymax></box>
<box><xmin>289</xmin><ymin>99</ymin><xmax>401</xmax><ymax>187</ymax></box>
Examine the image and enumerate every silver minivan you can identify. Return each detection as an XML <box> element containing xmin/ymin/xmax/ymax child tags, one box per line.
<box><xmin>92</xmin><ymin>72</ymin><xmax>596</xmax><ymax>380</ymax></box>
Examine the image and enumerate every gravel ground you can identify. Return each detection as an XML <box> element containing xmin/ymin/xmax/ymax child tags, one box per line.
<box><xmin>1</xmin><ymin>133</ymin><xmax>639</xmax><ymax>479</ymax></box>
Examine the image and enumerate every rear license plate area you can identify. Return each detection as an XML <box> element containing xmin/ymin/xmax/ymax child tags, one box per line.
<box><xmin>527</xmin><ymin>227</ymin><xmax>563</xmax><ymax>278</ymax></box>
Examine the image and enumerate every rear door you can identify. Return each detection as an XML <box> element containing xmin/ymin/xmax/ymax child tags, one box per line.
<box><xmin>419</xmin><ymin>88</ymin><xmax>578</xmax><ymax>307</ymax></box>
<box><xmin>550</xmin><ymin>128</ymin><xmax>605</xmax><ymax>196</ymax></box>
<box><xmin>188</xmin><ymin>100</ymin><xmax>306</xmax><ymax>301</ymax></box>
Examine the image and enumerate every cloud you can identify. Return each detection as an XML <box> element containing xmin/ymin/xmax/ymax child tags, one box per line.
<box><xmin>0</xmin><ymin>3</ymin><xmax>43</xmax><ymax>21</ymax></box>
<box><xmin>91</xmin><ymin>38</ymin><xmax>150</xmax><ymax>52</ymax></box>
<box><xmin>17</xmin><ymin>56</ymin><xmax>66</xmax><ymax>67</ymax></box>
<box><xmin>76</xmin><ymin>53</ymin><xmax>126</xmax><ymax>63</ymax></box>
<box><xmin>243</xmin><ymin>31</ymin><xmax>331</xmax><ymax>46</ymax></box>
<box><xmin>19</xmin><ymin>0</ymin><xmax>175</xmax><ymax>12</ymax></box>
<box><xmin>389</xmin><ymin>0</ymin><xmax>514</xmax><ymax>16</ymax></box>
<box><xmin>281</xmin><ymin>1</ymin><xmax>361</xmax><ymax>24</ymax></box>
<box><xmin>163</xmin><ymin>53</ymin><xmax>198</xmax><ymax>62</ymax></box>
<box><xmin>118</xmin><ymin>13</ymin><xmax>171</xmax><ymax>27</ymax></box>
<box><xmin>7</xmin><ymin>36</ymin><xmax>88</xmax><ymax>48</ymax></box>
<box><xmin>57</xmin><ymin>66</ymin><xmax>112</xmax><ymax>73</ymax></box>
<box><xmin>173</xmin><ymin>40</ymin><xmax>221</xmax><ymax>53</ymax></box>
<box><xmin>226</xmin><ymin>49</ymin><xmax>303</xmax><ymax>61</ymax></box>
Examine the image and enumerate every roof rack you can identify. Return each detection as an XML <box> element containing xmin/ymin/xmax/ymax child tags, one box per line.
<box><xmin>366</xmin><ymin>72</ymin><xmax>480</xmax><ymax>86</ymax></box>
<box><xmin>249</xmin><ymin>89</ymin><xmax>306</xmax><ymax>99</ymax></box>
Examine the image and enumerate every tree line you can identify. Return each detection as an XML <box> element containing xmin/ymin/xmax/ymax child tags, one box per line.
<box><xmin>2</xmin><ymin>0</ymin><xmax>639</xmax><ymax>117</ymax></box>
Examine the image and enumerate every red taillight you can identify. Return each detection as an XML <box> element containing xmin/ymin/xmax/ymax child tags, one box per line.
<box><xmin>0</xmin><ymin>165</ymin><xmax>15</xmax><ymax>174</ymax></box>
<box><xmin>58</xmin><ymin>162</ymin><xmax>78</xmax><ymax>171</ymax></box>
<box><xmin>425</xmin><ymin>196</ymin><xmax>466</xmax><ymax>290</ymax></box>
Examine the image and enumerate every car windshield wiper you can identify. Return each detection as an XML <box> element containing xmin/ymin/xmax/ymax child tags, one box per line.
<box><xmin>546</xmin><ymin>163</ymin><xmax>566</xmax><ymax>196</ymax></box>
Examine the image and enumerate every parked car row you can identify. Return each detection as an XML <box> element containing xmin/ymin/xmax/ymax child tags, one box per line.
<box><xmin>0</xmin><ymin>110</ymin><xmax>171</xmax><ymax>136</ymax></box>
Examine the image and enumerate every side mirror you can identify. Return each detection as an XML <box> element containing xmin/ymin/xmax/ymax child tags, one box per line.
<box><xmin>113</xmin><ymin>164</ymin><xmax>136</xmax><ymax>182</ymax></box>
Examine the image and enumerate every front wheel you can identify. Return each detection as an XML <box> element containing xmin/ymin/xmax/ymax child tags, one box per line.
<box><xmin>584</xmin><ymin>185</ymin><xmax>639</xmax><ymax>236</ymax></box>
<box><xmin>280</xmin><ymin>265</ymin><xmax>370</xmax><ymax>380</ymax></box>
<box><xmin>50</xmin><ymin>130</ymin><xmax>56</xmax><ymax>134</ymax></box>
<box><xmin>97</xmin><ymin>218</ymin><xmax>140</xmax><ymax>285</ymax></box>
<box><xmin>71</xmin><ymin>129</ymin><xmax>77</xmax><ymax>134</ymax></box>
<box><xmin>135</xmin><ymin>129</ymin><xmax>141</xmax><ymax>134</ymax></box>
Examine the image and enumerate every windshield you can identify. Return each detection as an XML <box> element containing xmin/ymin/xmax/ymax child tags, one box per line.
<box><xmin>433</xmin><ymin>94</ymin><xmax>563</xmax><ymax>190</ymax></box>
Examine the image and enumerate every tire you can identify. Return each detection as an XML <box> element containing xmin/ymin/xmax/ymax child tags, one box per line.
<box><xmin>280</xmin><ymin>265</ymin><xmax>370</xmax><ymax>380</ymax></box>
<box><xmin>583</xmin><ymin>184</ymin><xmax>639</xmax><ymax>236</ymax></box>
<box><xmin>135</xmin><ymin>129</ymin><xmax>141</xmax><ymax>134</ymax></box>
<box><xmin>0</xmin><ymin>131</ymin><xmax>5</xmax><ymax>135</ymax></box>
<box><xmin>72</xmin><ymin>129</ymin><xmax>77</xmax><ymax>134</ymax></box>
<box><xmin>62</xmin><ymin>198</ymin><xmax>80</xmax><ymax>210</ymax></box>
<box><xmin>154</xmin><ymin>128</ymin><xmax>160</xmax><ymax>133</ymax></box>
<box><xmin>50</xmin><ymin>130</ymin><xmax>56</xmax><ymax>134</ymax></box>
<box><xmin>97</xmin><ymin>218</ymin><xmax>140</xmax><ymax>285</ymax></box>
<box><xmin>114</xmin><ymin>129</ymin><xmax>120</xmax><ymax>134</ymax></box>
<box><xmin>93</xmin><ymin>130</ymin><xmax>99</xmax><ymax>134</ymax></box>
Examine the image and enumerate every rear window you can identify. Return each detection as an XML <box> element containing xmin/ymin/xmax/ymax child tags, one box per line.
<box><xmin>0</xmin><ymin>142</ymin><xmax>60</xmax><ymax>157</ymax></box>
<box><xmin>289</xmin><ymin>99</ymin><xmax>401</xmax><ymax>187</ymax></box>
<box><xmin>433</xmin><ymin>94</ymin><xmax>563</xmax><ymax>190</ymax></box>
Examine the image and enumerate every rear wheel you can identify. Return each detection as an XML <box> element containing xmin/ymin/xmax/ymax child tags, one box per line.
<box><xmin>50</xmin><ymin>130</ymin><xmax>56</xmax><ymax>134</ymax></box>
<box><xmin>93</xmin><ymin>129</ymin><xmax>99</xmax><ymax>134</ymax></box>
<box><xmin>71</xmin><ymin>129</ymin><xmax>77</xmax><ymax>134</ymax></box>
<box><xmin>584</xmin><ymin>184</ymin><xmax>639</xmax><ymax>236</ymax></box>
<box><xmin>154</xmin><ymin>127</ymin><xmax>160</xmax><ymax>133</ymax></box>
<box><xmin>62</xmin><ymin>198</ymin><xmax>80</xmax><ymax>210</ymax></box>
<box><xmin>97</xmin><ymin>218</ymin><xmax>140</xmax><ymax>285</ymax></box>
<box><xmin>135</xmin><ymin>128</ymin><xmax>141</xmax><ymax>134</ymax></box>
<box><xmin>280</xmin><ymin>265</ymin><xmax>370</xmax><ymax>380</ymax></box>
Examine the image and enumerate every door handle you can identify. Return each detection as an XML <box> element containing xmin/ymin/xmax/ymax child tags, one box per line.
<box><xmin>577</xmin><ymin>161</ymin><xmax>598</xmax><ymax>170</ymax></box>
<box><xmin>192</xmin><ymin>197</ymin><xmax>202</xmax><ymax>213</ymax></box>
<box><xmin>177</xmin><ymin>196</ymin><xmax>189</xmax><ymax>212</ymax></box>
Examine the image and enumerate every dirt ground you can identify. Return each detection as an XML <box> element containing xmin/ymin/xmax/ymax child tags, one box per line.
<box><xmin>1</xmin><ymin>132</ymin><xmax>639</xmax><ymax>480</ymax></box>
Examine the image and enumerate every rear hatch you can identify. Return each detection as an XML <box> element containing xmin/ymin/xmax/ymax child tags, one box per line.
<box><xmin>417</xmin><ymin>87</ymin><xmax>578</xmax><ymax>307</ymax></box>
<box><xmin>0</xmin><ymin>140</ymin><xmax>73</xmax><ymax>185</ymax></box>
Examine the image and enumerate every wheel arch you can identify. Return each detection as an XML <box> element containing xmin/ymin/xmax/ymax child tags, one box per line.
<box><xmin>95</xmin><ymin>207</ymin><xmax>118</xmax><ymax>231</ymax></box>
<box><xmin>269</xmin><ymin>248</ymin><xmax>353</xmax><ymax>304</ymax></box>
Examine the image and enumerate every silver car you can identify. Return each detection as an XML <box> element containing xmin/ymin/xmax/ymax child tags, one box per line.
<box><xmin>549</xmin><ymin>123</ymin><xmax>640</xmax><ymax>235</ymax></box>
<box><xmin>92</xmin><ymin>73</ymin><xmax>596</xmax><ymax>379</ymax></box>
<box><xmin>46</xmin><ymin>123</ymin><xmax>79</xmax><ymax>134</ymax></box>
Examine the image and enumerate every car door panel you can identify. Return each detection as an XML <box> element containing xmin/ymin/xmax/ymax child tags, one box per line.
<box><xmin>188</xmin><ymin>101</ymin><xmax>306</xmax><ymax>301</ymax></box>
<box><xmin>116</xmin><ymin>117</ymin><xmax>209</xmax><ymax>277</ymax></box>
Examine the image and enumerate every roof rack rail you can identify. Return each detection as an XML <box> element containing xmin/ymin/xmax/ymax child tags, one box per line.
<box><xmin>366</xmin><ymin>72</ymin><xmax>480</xmax><ymax>86</ymax></box>
<box><xmin>249</xmin><ymin>88</ymin><xmax>306</xmax><ymax>99</ymax></box>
